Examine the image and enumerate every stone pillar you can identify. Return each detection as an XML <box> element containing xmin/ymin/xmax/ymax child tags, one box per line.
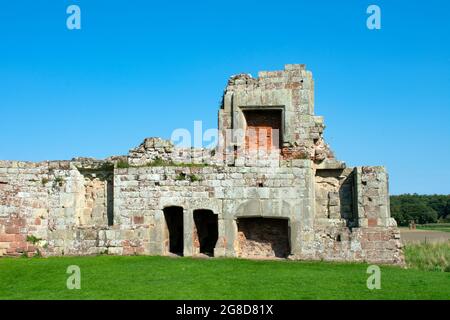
<box><xmin>214</xmin><ymin>218</ymin><xmax>227</xmax><ymax>257</ymax></box>
<box><xmin>224</xmin><ymin>218</ymin><xmax>238</xmax><ymax>257</ymax></box>
<box><xmin>290</xmin><ymin>160</ymin><xmax>316</xmax><ymax>257</ymax></box>
<box><xmin>300</xmin><ymin>162</ymin><xmax>316</xmax><ymax>257</ymax></box>
<box><xmin>289</xmin><ymin>218</ymin><xmax>302</xmax><ymax>256</ymax></box>
<box><xmin>355</xmin><ymin>166</ymin><xmax>394</xmax><ymax>228</ymax></box>
<box><xmin>184</xmin><ymin>208</ymin><xmax>194</xmax><ymax>257</ymax></box>
<box><xmin>150</xmin><ymin>209</ymin><xmax>165</xmax><ymax>255</ymax></box>
<box><xmin>113</xmin><ymin>169</ymin><xmax>124</xmax><ymax>226</ymax></box>
<box><xmin>354</xmin><ymin>167</ymin><xmax>368</xmax><ymax>227</ymax></box>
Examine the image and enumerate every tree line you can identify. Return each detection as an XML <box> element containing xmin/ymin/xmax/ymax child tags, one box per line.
<box><xmin>390</xmin><ymin>194</ymin><xmax>450</xmax><ymax>226</ymax></box>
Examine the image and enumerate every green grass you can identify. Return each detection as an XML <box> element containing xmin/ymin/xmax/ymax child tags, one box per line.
<box><xmin>116</xmin><ymin>160</ymin><xmax>130</xmax><ymax>169</ymax></box>
<box><xmin>404</xmin><ymin>242</ymin><xmax>450</xmax><ymax>272</ymax></box>
<box><xmin>416</xmin><ymin>223</ymin><xmax>450</xmax><ymax>233</ymax></box>
<box><xmin>0</xmin><ymin>256</ymin><xmax>449</xmax><ymax>300</ymax></box>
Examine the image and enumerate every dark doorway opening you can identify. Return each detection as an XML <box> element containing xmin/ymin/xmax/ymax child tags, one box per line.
<box><xmin>194</xmin><ymin>210</ymin><xmax>219</xmax><ymax>257</ymax></box>
<box><xmin>164</xmin><ymin>206</ymin><xmax>184</xmax><ymax>256</ymax></box>
<box><xmin>237</xmin><ymin>217</ymin><xmax>290</xmax><ymax>258</ymax></box>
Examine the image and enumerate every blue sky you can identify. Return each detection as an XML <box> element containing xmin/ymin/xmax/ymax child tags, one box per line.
<box><xmin>0</xmin><ymin>0</ymin><xmax>449</xmax><ymax>194</ymax></box>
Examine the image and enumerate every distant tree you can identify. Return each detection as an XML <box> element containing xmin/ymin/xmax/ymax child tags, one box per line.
<box><xmin>425</xmin><ymin>195</ymin><xmax>448</xmax><ymax>219</ymax></box>
<box><xmin>390</xmin><ymin>194</ymin><xmax>445</xmax><ymax>226</ymax></box>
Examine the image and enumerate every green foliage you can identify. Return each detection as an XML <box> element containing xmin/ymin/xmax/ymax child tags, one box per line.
<box><xmin>26</xmin><ymin>235</ymin><xmax>42</xmax><ymax>245</ymax></box>
<box><xmin>33</xmin><ymin>249</ymin><xmax>42</xmax><ymax>258</ymax></box>
<box><xmin>144</xmin><ymin>157</ymin><xmax>208</xmax><ymax>168</ymax></box>
<box><xmin>146</xmin><ymin>157</ymin><xmax>173</xmax><ymax>167</ymax></box>
<box><xmin>0</xmin><ymin>256</ymin><xmax>449</xmax><ymax>299</ymax></box>
<box><xmin>416</xmin><ymin>223</ymin><xmax>450</xmax><ymax>233</ymax></box>
<box><xmin>41</xmin><ymin>178</ymin><xmax>49</xmax><ymax>186</ymax></box>
<box><xmin>189</xmin><ymin>174</ymin><xmax>202</xmax><ymax>183</ymax></box>
<box><xmin>180</xmin><ymin>163</ymin><xmax>209</xmax><ymax>168</ymax></box>
<box><xmin>116</xmin><ymin>160</ymin><xmax>130</xmax><ymax>169</ymax></box>
<box><xmin>175</xmin><ymin>173</ymin><xmax>187</xmax><ymax>181</ymax></box>
<box><xmin>91</xmin><ymin>163</ymin><xmax>115</xmax><ymax>171</ymax></box>
<box><xmin>404</xmin><ymin>242</ymin><xmax>450</xmax><ymax>272</ymax></box>
<box><xmin>54</xmin><ymin>176</ymin><xmax>65</xmax><ymax>187</ymax></box>
<box><xmin>175</xmin><ymin>172</ymin><xmax>202</xmax><ymax>182</ymax></box>
<box><xmin>390</xmin><ymin>194</ymin><xmax>449</xmax><ymax>226</ymax></box>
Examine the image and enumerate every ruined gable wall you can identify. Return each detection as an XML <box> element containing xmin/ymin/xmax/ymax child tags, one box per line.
<box><xmin>220</xmin><ymin>64</ymin><xmax>334</xmax><ymax>162</ymax></box>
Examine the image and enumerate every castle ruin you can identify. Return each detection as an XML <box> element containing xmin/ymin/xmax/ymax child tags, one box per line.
<box><xmin>0</xmin><ymin>64</ymin><xmax>404</xmax><ymax>264</ymax></box>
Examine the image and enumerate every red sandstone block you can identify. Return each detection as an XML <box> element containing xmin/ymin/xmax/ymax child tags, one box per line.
<box><xmin>5</xmin><ymin>226</ymin><xmax>19</xmax><ymax>234</ymax></box>
<box><xmin>285</xmin><ymin>82</ymin><xmax>302</xmax><ymax>89</ymax></box>
<box><xmin>14</xmin><ymin>234</ymin><xmax>25</xmax><ymax>242</ymax></box>
<box><xmin>367</xmin><ymin>233</ymin><xmax>381</xmax><ymax>241</ymax></box>
<box><xmin>133</xmin><ymin>216</ymin><xmax>144</xmax><ymax>225</ymax></box>
<box><xmin>10</xmin><ymin>218</ymin><xmax>26</xmax><ymax>227</ymax></box>
<box><xmin>368</xmin><ymin>218</ymin><xmax>378</xmax><ymax>227</ymax></box>
<box><xmin>6</xmin><ymin>247</ymin><xmax>16</xmax><ymax>254</ymax></box>
<box><xmin>0</xmin><ymin>234</ymin><xmax>15</xmax><ymax>242</ymax></box>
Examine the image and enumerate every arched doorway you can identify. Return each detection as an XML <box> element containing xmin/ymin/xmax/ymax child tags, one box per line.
<box><xmin>163</xmin><ymin>206</ymin><xmax>184</xmax><ymax>256</ymax></box>
<box><xmin>193</xmin><ymin>210</ymin><xmax>219</xmax><ymax>257</ymax></box>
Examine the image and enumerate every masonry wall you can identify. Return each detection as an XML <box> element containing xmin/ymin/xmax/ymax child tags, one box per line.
<box><xmin>219</xmin><ymin>64</ymin><xmax>334</xmax><ymax>161</ymax></box>
<box><xmin>0</xmin><ymin>64</ymin><xmax>404</xmax><ymax>265</ymax></box>
<box><xmin>112</xmin><ymin>161</ymin><xmax>314</xmax><ymax>258</ymax></box>
<box><xmin>0</xmin><ymin>159</ymin><xmax>403</xmax><ymax>264</ymax></box>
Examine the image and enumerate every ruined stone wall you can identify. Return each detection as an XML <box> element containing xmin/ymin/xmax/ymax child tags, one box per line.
<box><xmin>113</xmin><ymin>161</ymin><xmax>313</xmax><ymax>257</ymax></box>
<box><xmin>0</xmin><ymin>64</ymin><xmax>404</xmax><ymax>265</ymax></box>
<box><xmin>128</xmin><ymin>138</ymin><xmax>219</xmax><ymax>167</ymax></box>
<box><xmin>314</xmin><ymin>168</ymin><xmax>355</xmax><ymax>227</ymax></box>
<box><xmin>355</xmin><ymin>166</ymin><xmax>395</xmax><ymax>228</ymax></box>
<box><xmin>306</xmin><ymin>226</ymin><xmax>403</xmax><ymax>264</ymax></box>
<box><xmin>0</xmin><ymin>161</ymin><xmax>49</xmax><ymax>257</ymax></box>
<box><xmin>0</xmin><ymin>160</ymin><xmax>116</xmax><ymax>257</ymax></box>
<box><xmin>219</xmin><ymin>64</ymin><xmax>334</xmax><ymax>162</ymax></box>
<box><xmin>0</xmin><ymin>159</ymin><xmax>403</xmax><ymax>264</ymax></box>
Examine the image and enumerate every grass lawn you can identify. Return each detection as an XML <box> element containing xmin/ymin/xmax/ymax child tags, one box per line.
<box><xmin>0</xmin><ymin>256</ymin><xmax>449</xmax><ymax>300</ymax></box>
<box><xmin>417</xmin><ymin>223</ymin><xmax>450</xmax><ymax>233</ymax></box>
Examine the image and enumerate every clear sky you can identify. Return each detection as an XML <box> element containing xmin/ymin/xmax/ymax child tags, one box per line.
<box><xmin>0</xmin><ymin>0</ymin><xmax>449</xmax><ymax>195</ymax></box>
